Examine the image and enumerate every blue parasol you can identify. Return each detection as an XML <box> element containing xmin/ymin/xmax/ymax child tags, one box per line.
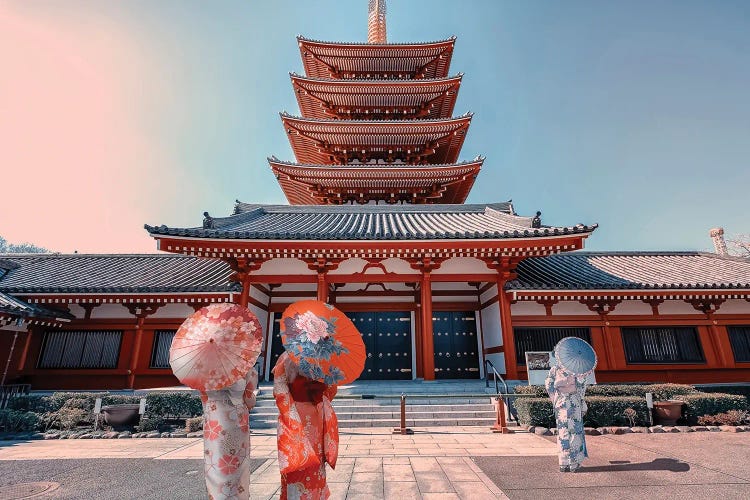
<box><xmin>554</xmin><ymin>337</ymin><xmax>597</xmax><ymax>375</ymax></box>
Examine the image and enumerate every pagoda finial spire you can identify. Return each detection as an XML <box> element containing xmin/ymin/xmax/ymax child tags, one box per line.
<box><xmin>368</xmin><ymin>0</ymin><xmax>387</xmax><ymax>44</ymax></box>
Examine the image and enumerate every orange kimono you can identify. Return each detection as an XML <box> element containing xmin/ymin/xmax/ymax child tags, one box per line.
<box><xmin>273</xmin><ymin>352</ymin><xmax>338</xmax><ymax>500</ymax></box>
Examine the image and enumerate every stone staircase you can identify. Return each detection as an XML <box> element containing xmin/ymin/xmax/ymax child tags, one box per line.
<box><xmin>250</xmin><ymin>379</ymin><xmax>501</xmax><ymax>429</ymax></box>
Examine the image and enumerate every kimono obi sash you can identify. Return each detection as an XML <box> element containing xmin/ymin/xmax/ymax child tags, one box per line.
<box><xmin>289</xmin><ymin>377</ymin><xmax>326</xmax><ymax>404</ymax></box>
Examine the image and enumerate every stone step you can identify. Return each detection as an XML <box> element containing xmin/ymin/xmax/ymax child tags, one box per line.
<box><xmin>250</xmin><ymin>417</ymin><xmax>497</xmax><ymax>429</ymax></box>
<box><xmin>251</xmin><ymin>409</ymin><xmax>496</xmax><ymax>419</ymax></box>
<box><xmin>253</xmin><ymin>397</ymin><xmax>494</xmax><ymax>407</ymax></box>
<box><xmin>252</xmin><ymin>402</ymin><xmax>494</xmax><ymax>412</ymax></box>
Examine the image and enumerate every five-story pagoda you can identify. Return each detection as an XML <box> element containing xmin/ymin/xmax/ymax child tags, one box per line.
<box><xmin>147</xmin><ymin>0</ymin><xmax>596</xmax><ymax>381</ymax></box>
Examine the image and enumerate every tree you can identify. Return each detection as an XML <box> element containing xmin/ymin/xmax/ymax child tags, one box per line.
<box><xmin>0</xmin><ymin>235</ymin><xmax>49</xmax><ymax>254</ymax></box>
<box><xmin>726</xmin><ymin>234</ymin><xmax>750</xmax><ymax>258</ymax></box>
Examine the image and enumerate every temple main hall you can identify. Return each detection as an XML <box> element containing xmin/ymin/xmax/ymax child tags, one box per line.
<box><xmin>2</xmin><ymin>1</ymin><xmax>750</xmax><ymax>390</ymax></box>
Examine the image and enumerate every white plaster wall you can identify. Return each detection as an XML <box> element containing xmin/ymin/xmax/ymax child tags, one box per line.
<box><xmin>716</xmin><ymin>299</ymin><xmax>750</xmax><ymax>315</ymax></box>
<box><xmin>328</xmin><ymin>258</ymin><xmax>368</xmax><ymax>275</ymax></box>
<box><xmin>432</xmin><ymin>295</ymin><xmax>476</xmax><ymax>303</ymax></box>
<box><xmin>480</xmin><ymin>285</ymin><xmax>498</xmax><ymax>305</ymax></box>
<box><xmin>659</xmin><ymin>300</ymin><xmax>701</xmax><ymax>315</ymax></box>
<box><xmin>510</xmin><ymin>301</ymin><xmax>546</xmax><ymax>316</ymax></box>
<box><xmin>67</xmin><ymin>304</ymin><xmax>86</xmax><ymax>319</ymax></box>
<box><xmin>484</xmin><ymin>352</ymin><xmax>506</xmax><ymax>375</ymax></box>
<box><xmin>335</xmin><ymin>295</ymin><xmax>414</xmax><ymax>304</ymax></box>
<box><xmin>256</xmin><ymin>258</ymin><xmax>314</xmax><ymax>275</ymax></box>
<box><xmin>150</xmin><ymin>303</ymin><xmax>195</xmax><ymax>319</ymax></box>
<box><xmin>249</xmin><ymin>286</ymin><xmax>269</xmax><ymax>304</ymax></box>
<box><xmin>611</xmin><ymin>300</ymin><xmax>654</xmax><ymax>315</ymax></box>
<box><xmin>432</xmin><ymin>257</ymin><xmax>488</xmax><ymax>275</ymax></box>
<box><xmin>248</xmin><ymin>304</ymin><xmax>268</xmax><ymax>339</ymax></box>
<box><xmin>481</xmin><ymin>301</ymin><xmax>502</xmax><ymax>347</ymax></box>
<box><xmin>551</xmin><ymin>301</ymin><xmax>596</xmax><ymax>316</ymax></box>
<box><xmin>89</xmin><ymin>304</ymin><xmax>131</xmax><ymax>319</ymax></box>
<box><xmin>381</xmin><ymin>258</ymin><xmax>416</xmax><ymax>275</ymax></box>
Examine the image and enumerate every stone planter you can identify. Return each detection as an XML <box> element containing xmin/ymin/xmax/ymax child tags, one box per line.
<box><xmin>653</xmin><ymin>400</ymin><xmax>684</xmax><ymax>426</ymax></box>
<box><xmin>101</xmin><ymin>404</ymin><xmax>141</xmax><ymax>428</ymax></box>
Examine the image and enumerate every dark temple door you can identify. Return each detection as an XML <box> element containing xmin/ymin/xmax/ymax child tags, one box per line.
<box><xmin>348</xmin><ymin>311</ymin><xmax>412</xmax><ymax>380</ymax></box>
<box><xmin>432</xmin><ymin>311</ymin><xmax>480</xmax><ymax>379</ymax></box>
<box><xmin>267</xmin><ymin>315</ymin><xmax>284</xmax><ymax>380</ymax></box>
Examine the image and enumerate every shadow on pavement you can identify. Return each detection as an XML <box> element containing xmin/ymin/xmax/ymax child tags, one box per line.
<box><xmin>580</xmin><ymin>458</ymin><xmax>690</xmax><ymax>473</ymax></box>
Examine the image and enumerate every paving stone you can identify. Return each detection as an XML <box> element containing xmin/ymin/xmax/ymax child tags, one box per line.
<box><xmin>384</xmin><ymin>481</ymin><xmax>420</xmax><ymax>500</ymax></box>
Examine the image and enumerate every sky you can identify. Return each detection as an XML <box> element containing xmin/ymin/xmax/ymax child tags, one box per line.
<box><xmin>1</xmin><ymin>0</ymin><xmax>748</xmax><ymax>254</ymax></box>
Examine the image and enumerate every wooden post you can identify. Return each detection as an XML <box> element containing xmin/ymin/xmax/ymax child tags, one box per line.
<box><xmin>491</xmin><ymin>396</ymin><xmax>512</xmax><ymax>434</ymax></box>
<box><xmin>17</xmin><ymin>328</ymin><xmax>34</xmax><ymax>372</ymax></box>
<box><xmin>126</xmin><ymin>305</ymin><xmax>161</xmax><ymax>390</ymax></box>
<box><xmin>497</xmin><ymin>277</ymin><xmax>518</xmax><ymax>380</ymax></box>
<box><xmin>317</xmin><ymin>271</ymin><xmax>328</xmax><ymax>302</ymax></box>
<box><xmin>420</xmin><ymin>271</ymin><xmax>435</xmax><ymax>381</ymax></box>
<box><xmin>239</xmin><ymin>279</ymin><xmax>251</xmax><ymax>308</ymax></box>
<box><xmin>392</xmin><ymin>393</ymin><xmax>413</xmax><ymax>434</ymax></box>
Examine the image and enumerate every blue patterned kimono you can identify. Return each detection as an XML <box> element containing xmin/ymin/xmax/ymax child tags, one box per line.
<box><xmin>545</xmin><ymin>366</ymin><xmax>588</xmax><ymax>468</ymax></box>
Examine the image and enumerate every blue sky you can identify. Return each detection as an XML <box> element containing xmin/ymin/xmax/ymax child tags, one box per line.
<box><xmin>3</xmin><ymin>0</ymin><xmax>748</xmax><ymax>253</ymax></box>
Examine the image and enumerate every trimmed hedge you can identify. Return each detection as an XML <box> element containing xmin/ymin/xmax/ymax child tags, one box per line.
<box><xmin>694</xmin><ymin>385</ymin><xmax>750</xmax><ymax>406</ymax></box>
<box><xmin>675</xmin><ymin>393</ymin><xmax>749</xmax><ymax>424</ymax></box>
<box><xmin>514</xmin><ymin>383</ymin><xmax>699</xmax><ymax>400</ymax></box>
<box><xmin>515</xmin><ymin>396</ymin><xmax>650</xmax><ymax>428</ymax></box>
<box><xmin>7</xmin><ymin>392</ymin><xmax>202</xmax><ymax>420</ymax></box>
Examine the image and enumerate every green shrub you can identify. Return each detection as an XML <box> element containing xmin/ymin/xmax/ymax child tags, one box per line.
<box><xmin>515</xmin><ymin>396</ymin><xmax>650</xmax><ymax>428</ymax></box>
<box><xmin>185</xmin><ymin>416</ymin><xmax>204</xmax><ymax>433</ymax></box>
<box><xmin>145</xmin><ymin>392</ymin><xmax>202</xmax><ymax>419</ymax></box>
<box><xmin>0</xmin><ymin>409</ymin><xmax>40</xmax><ymax>432</ymax></box>
<box><xmin>515</xmin><ymin>383</ymin><xmax>699</xmax><ymax>400</ymax></box>
<box><xmin>675</xmin><ymin>393</ymin><xmax>749</xmax><ymax>424</ymax></box>
<box><xmin>694</xmin><ymin>385</ymin><xmax>750</xmax><ymax>405</ymax></box>
<box><xmin>697</xmin><ymin>410</ymin><xmax>748</xmax><ymax>426</ymax></box>
<box><xmin>6</xmin><ymin>395</ymin><xmax>54</xmax><ymax>413</ymax></box>
<box><xmin>135</xmin><ymin>417</ymin><xmax>165</xmax><ymax>433</ymax></box>
<box><xmin>39</xmin><ymin>408</ymin><xmax>90</xmax><ymax>431</ymax></box>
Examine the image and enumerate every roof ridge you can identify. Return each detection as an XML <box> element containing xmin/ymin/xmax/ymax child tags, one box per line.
<box><xmin>268</xmin><ymin>157</ymin><xmax>485</xmax><ymax>169</ymax></box>
<box><xmin>279</xmin><ymin>112</ymin><xmax>473</xmax><ymax>124</ymax></box>
<box><xmin>289</xmin><ymin>73</ymin><xmax>464</xmax><ymax>84</ymax></box>
<box><xmin>297</xmin><ymin>35</ymin><xmax>456</xmax><ymax>46</ymax></box>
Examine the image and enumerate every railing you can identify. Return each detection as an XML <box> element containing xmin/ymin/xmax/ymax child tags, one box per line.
<box><xmin>0</xmin><ymin>384</ymin><xmax>31</xmax><ymax>409</ymax></box>
<box><xmin>484</xmin><ymin>359</ymin><xmax>515</xmax><ymax>423</ymax></box>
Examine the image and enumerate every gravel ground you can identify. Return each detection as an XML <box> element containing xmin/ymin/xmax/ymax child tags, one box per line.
<box><xmin>0</xmin><ymin>458</ymin><xmax>266</xmax><ymax>500</ymax></box>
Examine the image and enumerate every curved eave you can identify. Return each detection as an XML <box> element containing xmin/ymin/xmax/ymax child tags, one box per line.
<box><xmin>297</xmin><ymin>36</ymin><xmax>456</xmax><ymax>80</ymax></box>
<box><xmin>145</xmin><ymin>224</ymin><xmax>598</xmax><ymax>241</ymax></box>
<box><xmin>280</xmin><ymin>113</ymin><xmax>472</xmax><ymax>165</ymax></box>
<box><xmin>269</xmin><ymin>158</ymin><xmax>483</xmax><ymax>205</ymax></box>
<box><xmin>291</xmin><ymin>74</ymin><xmax>462</xmax><ymax>120</ymax></box>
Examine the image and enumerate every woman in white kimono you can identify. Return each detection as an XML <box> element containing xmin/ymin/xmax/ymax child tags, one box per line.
<box><xmin>545</xmin><ymin>365</ymin><xmax>588</xmax><ymax>472</ymax></box>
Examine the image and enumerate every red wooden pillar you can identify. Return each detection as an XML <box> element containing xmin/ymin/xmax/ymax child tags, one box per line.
<box><xmin>17</xmin><ymin>328</ymin><xmax>34</xmax><ymax>372</ymax></box>
<box><xmin>420</xmin><ymin>271</ymin><xmax>435</xmax><ymax>381</ymax></box>
<box><xmin>497</xmin><ymin>277</ymin><xmax>518</xmax><ymax>380</ymax></box>
<box><xmin>239</xmin><ymin>279</ymin><xmax>251</xmax><ymax>308</ymax></box>
<box><xmin>317</xmin><ymin>272</ymin><xmax>328</xmax><ymax>302</ymax></box>
<box><xmin>126</xmin><ymin>305</ymin><xmax>161</xmax><ymax>389</ymax></box>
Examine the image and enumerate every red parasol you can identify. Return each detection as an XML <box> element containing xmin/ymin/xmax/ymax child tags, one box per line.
<box><xmin>169</xmin><ymin>303</ymin><xmax>263</xmax><ymax>392</ymax></box>
<box><xmin>281</xmin><ymin>300</ymin><xmax>366</xmax><ymax>385</ymax></box>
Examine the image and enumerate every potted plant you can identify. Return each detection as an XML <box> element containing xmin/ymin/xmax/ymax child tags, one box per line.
<box><xmin>653</xmin><ymin>400</ymin><xmax>684</xmax><ymax>425</ymax></box>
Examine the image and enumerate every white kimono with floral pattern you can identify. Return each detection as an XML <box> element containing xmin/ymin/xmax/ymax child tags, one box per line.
<box><xmin>545</xmin><ymin>366</ymin><xmax>588</xmax><ymax>468</ymax></box>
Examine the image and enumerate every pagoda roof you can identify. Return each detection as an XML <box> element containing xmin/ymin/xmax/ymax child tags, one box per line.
<box><xmin>297</xmin><ymin>36</ymin><xmax>455</xmax><ymax>79</ymax></box>
<box><xmin>0</xmin><ymin>254</ymin><xmax>235</xmax><ymax>294</ymax></box>
<box><xmin>146</xmin><ymin>202</ymin><xmax>596</xmax><ymax>241</ymax></box>
<box><xmin>291</xmin><ymin>73</ymin><xmax>462</xmax><ymax>120</ymax></box>
<box><xmin>509</xmin><ymin>251</ymin><xmax>750</xmax><ymax>291</ymax></box>
<box><xmin>268</xmin><ymin>157</ymin><xmax>482</xmax><ymax>205</ymax></box>
<box><xmin>281</xmin><ymin>113</ymin><xmax>472</xmax><ymax>165</ymax></box>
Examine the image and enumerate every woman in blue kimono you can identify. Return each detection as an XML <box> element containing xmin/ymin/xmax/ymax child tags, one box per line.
<box><xmin>545</xmin><ymin>365</ymin><xmax>588</xmax><ymax>472</ymax></box>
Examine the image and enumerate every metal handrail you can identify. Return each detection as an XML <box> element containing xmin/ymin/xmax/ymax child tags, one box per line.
<box><xmin>484</xmin><ymin>360</ymin><xmax>516</xmax><ymax>423</ymax></box>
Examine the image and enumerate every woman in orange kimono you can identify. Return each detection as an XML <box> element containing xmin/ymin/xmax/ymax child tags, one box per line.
<box><xmin>273</xmin><ymin>352</ymin><xmax>339</xmax><ymax>500</ymax></box>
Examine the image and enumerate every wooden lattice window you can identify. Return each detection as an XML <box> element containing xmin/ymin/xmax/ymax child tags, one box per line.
<box><xmin>513</xmin><ymin>327</ymin><xmax>592</xmax><ymax>365</ymax></box>
<box><xmin>38</xmin><ymin>330</ymin><xmax>122</xmax><ymax>369</ymax></box>
<box><xmin>727</xmin><ymin>326</ymin><xmax>750</xmax><ymax>363</ymax></box>
<box><xmin>150</xmin><ymin>330</ymin><xmax>177</xmax><ymax>368</ymax></box>
<box><xmin>621</xmin><ymin>326</ymin><xmax>704</xmax><ymax>364</ymax></box>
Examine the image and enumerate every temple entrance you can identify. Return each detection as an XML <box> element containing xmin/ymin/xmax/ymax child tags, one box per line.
<box><xmin>349</xmin><ymin>311</ymin><xmax>412</xmax><ymax>380</ymax></box>
<box><xmin>432</xmin><ymin>311</ymin><xmax>480</xmax><ymax>379</ymax></box>
<box><xmin>266</xmin><ymin>311</ymin><xmax>412</xmax><ymax>381</ymax></box>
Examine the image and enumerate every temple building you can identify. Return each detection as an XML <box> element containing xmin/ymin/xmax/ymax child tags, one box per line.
<box><xmin>2</xmin><ymin>1</ymin><xmax>750</xmax><ymax>390</ymax></box>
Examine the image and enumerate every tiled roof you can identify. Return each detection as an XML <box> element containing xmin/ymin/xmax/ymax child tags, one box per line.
<box><xmin>509</xmin><ymin>252</ymin><xmax>750</xmax><ymax>290</ymax></box>
<box><xmin>146</xmin><ymin>202</ymin><xmax>596</xmax><ymax>241</ymax></box>
<box><xmin>0</xmin><ymin>291</ymin><xmax>73</xmax><ymax>320</ymax></box>
<box><xmin>0</xmin><ymin>254</ymin><xmax>236</xmax><ymax>294</ymax></box>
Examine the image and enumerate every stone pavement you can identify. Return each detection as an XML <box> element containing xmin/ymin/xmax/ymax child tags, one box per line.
<box><xmin>0</xmin><ymin>426</ymin><xmax>553</xmax><ymax>499</ymax></box>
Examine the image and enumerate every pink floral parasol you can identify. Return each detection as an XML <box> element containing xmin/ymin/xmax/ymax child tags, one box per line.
<box><xmin>169</xmin><ymin>303</ymin><xmax>263</xmax><ymax>392</ymax></box>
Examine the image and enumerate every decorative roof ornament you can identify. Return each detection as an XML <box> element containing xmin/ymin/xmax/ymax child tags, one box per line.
<box><xmin>368</xmin><ymin>0</ymin><xmax>387</xmax><ymax>44</ymax></box>
<box><xmin>202</xmin><ymin>211</ymin><xmax>215</xmax><ymax>229</ymax></box>
<box><xmin>532</xmin><ymin>211</ymin><xmax>542</xmax><ymax>229</ymax></box>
